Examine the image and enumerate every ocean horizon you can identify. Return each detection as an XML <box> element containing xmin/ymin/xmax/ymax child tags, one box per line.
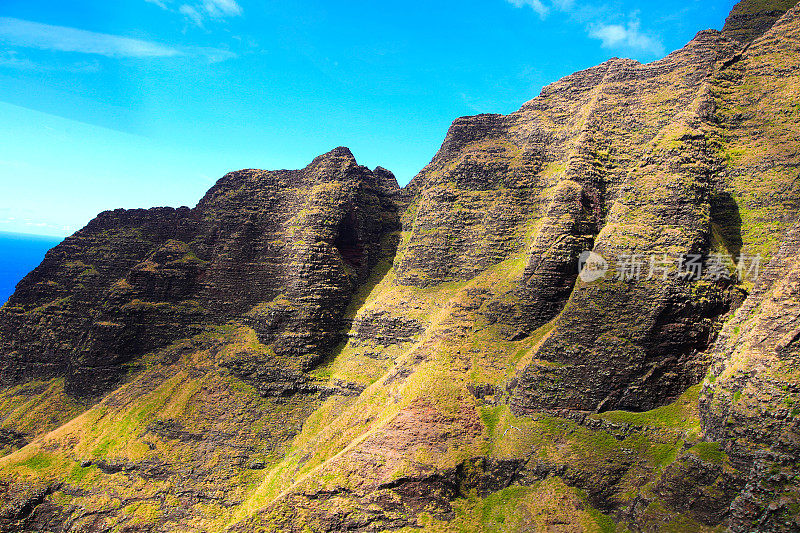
<box><xmin>0</xmin><ymin>231</ymin><xmax>63</xmax><ymax>307</ymax></box>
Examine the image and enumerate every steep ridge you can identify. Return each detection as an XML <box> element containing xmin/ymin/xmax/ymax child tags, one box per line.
<box><xmin>0</xmin><ymin>1</ymin><xmax>798</xmax><ymax>532</ymax></box>
<box><xmin>0</xmin><ymin>148</ymin><xmax>399</xmax><ymax>398</ymax></box>
<box><xmin>511</xmin><ymin>0</ymin><xmax>800</xmax><ymax>415</ymax></box>
<box><xmin>721</xmin><ymin>0</ymin><xmax>799</xmax><ymax>42</ymax></box>
<box><xmin>701</xmin><ymin>220</ymin><xmax>800</xmax><ymax>531</ymax></box>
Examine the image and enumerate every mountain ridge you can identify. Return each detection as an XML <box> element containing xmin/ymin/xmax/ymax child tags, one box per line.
<box><xmin>0</xmin><ymin>1</ymin><xmax>799</xmax><ymax>531</ymax></box>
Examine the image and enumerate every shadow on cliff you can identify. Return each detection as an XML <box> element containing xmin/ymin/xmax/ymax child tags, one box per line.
<box><xmin>710</xmin><ymin>191</ymin><xmax>743</xmax><ymax>260</ymax></box>
<box><xmin>312</xmin><ymin>234</ymin><xmax>400</xmax><ymax>373</ymax></box>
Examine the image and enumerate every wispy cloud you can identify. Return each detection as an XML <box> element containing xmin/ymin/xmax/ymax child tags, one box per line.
<box><xmin>178</xmin><ymin>5</ymin><xmax>206</xmax><ymax>26</ymax></box>
<box><xmin>505</xmin><ymin>0</ymin><xmax>664</xmax><ymax>57</ymax></box>
<box><xmin>0</xmin><ymin>50</ymin><xmax>100</xmax><ymax>72</ymax></box>
<box><xmin>0</xmin><ymin>17</ymin><xmax>182</xmax><ymax>58</ymax></box>
<box><xmin>508</xmin><ymin>0</ymin><xmax>550</xmax><ymax>19</ymax></box>
<box><xmin>0</xmin><ymin>18</ymin><xmax>237</xmax><ymax>64</ymax></box>
<box><xmin>193</xmin><ymin>46</ymin><xmax>237</xmax><ymax>63</ymax></box>
<box><xmin>0</xmin><ymin>50</ymin><xmax>39</xmax><ymax>70</ymax></box>
<box><xmin>0</xmin><ymin>215</ymin><xmax>74</xmax><ymax>236</ymax></box>
<box><xmin>506</xmin><ymin>0</ymin><xmax>588</xmax><ymax>20</ymax></box>
<box><xmin>200</xmin><ymin>0</ymin><xmax>243</xmax><ymax>18</ymax></box>
<box><xmin>588</xmin><ymin>16</ymin><xmax>664</xmax><ymax>56</ymax></box>
<box><xmin>146</xmin><ymin>0</ymin><xmax>243</xmax><ymax>27</ymax></box>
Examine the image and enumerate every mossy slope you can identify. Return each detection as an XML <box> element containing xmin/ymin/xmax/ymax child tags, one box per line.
<box><xmin>1</xmin><ymin>1</ymin><xmax>800</xmax><ymax>532</ymax></box>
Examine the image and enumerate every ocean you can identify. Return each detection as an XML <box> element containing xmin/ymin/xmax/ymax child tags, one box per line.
<box><xmin>0</xmin><ymin>232</ymin><xmax>63</xmax><ymax>307</ymax></box>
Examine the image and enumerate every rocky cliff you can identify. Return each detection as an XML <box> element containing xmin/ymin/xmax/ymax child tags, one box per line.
<box><xmin>0</xmin><ymin>147</ymin><xmax>399</xmax><ymax>398</ymax></box>
<box><xmin>0</xmin><ymin>1</ymin><xmax>798</xmax><ymax>531</ymax></box>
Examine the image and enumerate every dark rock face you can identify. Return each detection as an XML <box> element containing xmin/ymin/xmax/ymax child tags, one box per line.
<box><xmin>630</xmin><ymin>452</ymin><xmax>748</xmax><ymax>528</ymax></box>
<box><xmin>701</xmin><ymin>220</ymin><xmax>800</xmax><ymax>532</ymax></box>
<box><xmin>510</xmin><ymin>5</ymin><xmax>800</xmax><ymax>414</ymax></box>
<box><xmin>0</xmin><ymin>147</ymin><xmax>400</xmax><ymax>397</ymax></box>
<box><xmin>721</xmin><ymin>0</ymin><xmax>799</xmax><ymax>42</ymax></box>
<box><xmin>0</xmin><ymin>206</ymin><xmax>201</xmax><ymax>395</ymax></box>
<box><xmin>1</xmin><ymin>1</ymin><xmax>800</xmax><ymax>532</ymax></box>
<box><xmin>349</xmin><ymin>310</ymin><xmax>425</xmax><ymax>346</ymax></box>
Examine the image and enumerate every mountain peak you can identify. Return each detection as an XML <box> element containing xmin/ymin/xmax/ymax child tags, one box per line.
<box><xmin>303</xmin><ymin>146</ymin><xmax>361</xmax><ymax>180</ymax></box>
<box><xmin>309</xmin><ymin>146</ymin><xmax>356</xmax><ymax>165</ymax></box>
<box><xmin>722</xmin><ymin>0</ymin><xmax>799</xmax><ymax>42</ymax></box>
<box><xmin>2</xmin><ymin>5</ymin><xmax>800</xmax><ymax>532</ymax></box>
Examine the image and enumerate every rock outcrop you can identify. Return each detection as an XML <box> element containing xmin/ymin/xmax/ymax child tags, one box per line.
<box><xmin>701</xmin><ymin>220</ymin><xmax>800</xmax><ymax>532</ymax></box>
<box><xmin>721</xmin><ymin>0</ymin><xmax>799</xmax><ymax>42</ymax></box>
<box><xmin>0</xmin><ymin>147</ymin><xmax>400</xmax><ymax>397</ymax></box>
<box><xmin>0</xmin><ymin>1</ymin><xmax>798</xmax><ymax>532</ymax></box>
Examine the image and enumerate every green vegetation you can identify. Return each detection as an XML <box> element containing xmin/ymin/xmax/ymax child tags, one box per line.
<box><xmin>416</xmin><ymin>479</ymin><xmax>621</xmax><ymax>532</ymax></box>
<box><xmin>687</xmin><ymin>442</ymin><xmax>728</xmax><ymax>465</ymax></box>
<box><xmin>1</xmin><ymin>5</ymin><xmax>799</xmax><ymax>530</ymax></box>
<box><xmin>594</xmin><ymin>385</ymin><xmax>702</xmax><ymax>435</ymax></box>
<box><xmin>0</xmin><ymin>379</ymin><xmax>88</xmax><ymax>455</ymax></box>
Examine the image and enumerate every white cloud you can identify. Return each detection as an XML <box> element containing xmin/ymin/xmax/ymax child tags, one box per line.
<box><xmin>591</xmin><ymin>24</ymin><xmax>626</xmax><ymax>45</ymax></box>
<box><xmin>508</xmin><ymin>0</ymin><xmax>549</xmax><ymax>18</ymax></box>
<box><xmin>505</xmin><ymin>1</ymin><xmax>665</xmax><ymax>57</ymax></box>
<box><xmin>588</xmin><ymin>16</ymin><xmax>664</xmax><ymax>56</ymax></box>
<box><xmin>147</xmin><ymin>0</ymin><xmax>243</xmax><ymax>26</ymax></box>
<box><xmin>0</xmin><ymin>18</ymin><xmax>237</xmax><ymax>64</ymax></box>
<box><xmin>0</xmin><ymin>17</ymin><xmax>182</xmax><ymax>58</ymax></box>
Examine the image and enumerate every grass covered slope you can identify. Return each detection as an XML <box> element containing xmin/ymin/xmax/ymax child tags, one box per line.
<box><xmin>701</xmin><ymin>220</ymin><xmax>800</xmax><ymax>531</ymax></box>
<box><xmin>0</xmin><ymin>326</ymin><xmax>322</xmax><ymax>532</ymax></box>
<box><xmin>1</xmin><ymin>1</ymin><xmax>800</xmax><ymax>532</ymax></box>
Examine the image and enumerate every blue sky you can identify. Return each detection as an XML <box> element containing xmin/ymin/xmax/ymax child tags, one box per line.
<box><xmin>0</xmin><ymin>0</ymin><xmax>738</xmax><ymax>237</ymax></box>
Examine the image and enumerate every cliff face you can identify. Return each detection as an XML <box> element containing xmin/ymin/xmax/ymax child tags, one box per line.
<box><xmin>701</xmin><ymin>220</ymin><xmax>800</xmax><ymax>531</ymax></box>
<box><xmin>0</xmin><ymin>1</ymin><xmax>799</xmax><ymax>532</ymax></box>
<box><xmin>0</xmin><ymin>147</ymin><xmax>399</xmax><ymax>398</ymax></box>
<box><xmin>721</xmin><ymin>0</ymin><xmax>799</xmax><ymax>42</ymax></box>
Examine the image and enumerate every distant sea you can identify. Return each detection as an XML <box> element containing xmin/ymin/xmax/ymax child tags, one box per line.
<box><xmin>0</xmin><ymin>232</ymin><xmax>63</xmax><ymax>307</ymax></box>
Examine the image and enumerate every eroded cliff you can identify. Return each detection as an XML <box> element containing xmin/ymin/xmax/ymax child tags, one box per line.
<box><xmin>0</xmin><ymin>1</ymin><xmax>798</xmax><ymax>531</ymax></box>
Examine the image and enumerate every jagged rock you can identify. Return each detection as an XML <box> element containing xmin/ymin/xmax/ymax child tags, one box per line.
<box><xmin>0</xmin><ymin>147</ymin><xmax>400</xmax><ymax>397</ymax></box>
<box><xmin>721</xmin><ymin>0</ymin><xmax>799</xmax><ymax>42</ymax></box>
<box><xmin>0</xmin><ymin>1</ymin><xmax>799</xmax><ymax>532</ymax></box>
<box><xmin>700</xmin><ymin>219</ymin><xmax>800</xmax><ymax>532</ymax></box>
